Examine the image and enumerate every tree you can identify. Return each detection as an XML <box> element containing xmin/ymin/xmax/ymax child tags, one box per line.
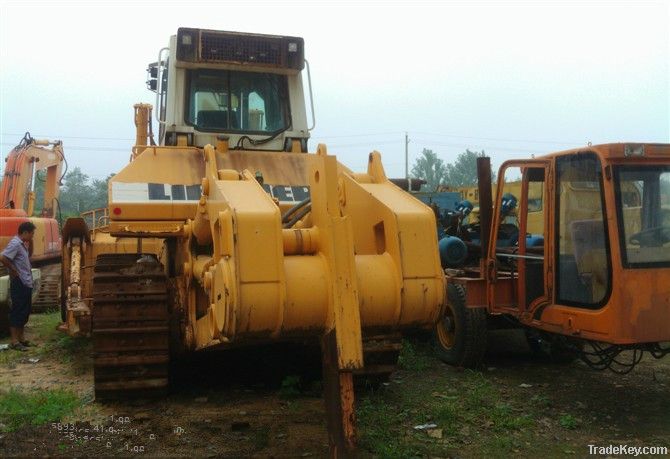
<box><xmin>32</xmin><ymin>170</ymin><xmax>46</xmax><ymax>215</ymax></box>
<box><xmin>411</xmin><ymin>148</ymin><xmax>447</xmax><ymax>191</ymax></box>
<box><xmin>90</xmin><ymin>173</ymin><xmax>114</xmax><ymax>210</ymax></box>
<box><xmin>443</xmin><ymin>149</ymin><xmax>494</xmax><ymax>187</ymax></box>
<box><xmin>27</xmin><ymin>167</ymin><xmax>112</xmax><ymax>219</ymax></box>
<box><xmin>59</xmin><ymin>167</ymin><xmax>94</xmax><ymax>216</ymax></box>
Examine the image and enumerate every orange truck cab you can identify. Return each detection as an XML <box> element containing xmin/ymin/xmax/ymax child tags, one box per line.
<box><xmin>435</xmin><ymin>143</ymin><xmax>670</xmax><ymax>372</ymax></box>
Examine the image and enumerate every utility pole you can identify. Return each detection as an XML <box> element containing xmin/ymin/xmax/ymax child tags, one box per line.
<box><xmin>404</xmin><ymin>132</ymin><xmax>409</xmax><ymax>180</ymax></box>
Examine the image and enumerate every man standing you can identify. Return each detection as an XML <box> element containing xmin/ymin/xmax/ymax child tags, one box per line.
<box><xmin>0</xmin><ymin>221</ymin><xmax>36</xmax><ymax>351</ymax></box>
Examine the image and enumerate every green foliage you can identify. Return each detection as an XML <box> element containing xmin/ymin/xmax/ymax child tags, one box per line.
<box><xmin>462</xmin><ymin>371</ymin><xmax>495</xmax><ymax>410</ymax></box>
<box><xmin>491</xmin><ymin>403</ymin><xmax>533</xmax><ymax>430</ymax></box>
<box><xmin>398</xmin><ymin>340</ymin><xmax>432</xmax><ymax>371</ymax></box>
<box><xmin>90</xmin><ymin>176</ymin><xmax>112</xmax><ymax>211</ymax></box>
<box><xmin>35</xmin><ymin>312</ymin><xmax>91</xmax><ymax>365</ymax></box>
<box><xmin>32</xmin><ymin>170</ymin><xmax>46</xmax><ymax>215</ymax></box>
<box><xmin>0</xmin><ymin>312</ymin><xmax>90</xmax><ymax>368</ymax></box>
<box><xmin>444</xmin><ymin>149</ymin><xmax>494</xmax><ymax>187</ymax></box>
<box><xmin>559</xmin><ymin>414</ymin><xmax>579</xmax><ymax>430</ymax></box>
<box><xmin>357</xmin><ymin>396</ymin><xmax>418</xmax><ymax>458</ymax></box>
<box><xmin>530</xmin><ymin>394</ymin><xmax>551</xmax><ymax>408</ymax></box>
<box><xmin>62</xmin><ymin>167</ymin><xmax>90</xmax><ymax>214</ymax></box>
<box><xmin>58</xmin><ymin>168</ymin><xmax>113</xmax><ymax>216</ymax></box>
<box><xmin>411</xmin><ymin>148</ymin><xmax>447</xmax><ymax>191</ymax></box>
<box><xmin>434</xmin><ymin>402</ymin><xmax>459</xmax><ymax>435</ymax></box>
<box><xmin>0</xmin><ymin>388</ymin><xmax>79</xmax><ymax>431</ymax></box>
<box><xmin>357</xmin><ymin>366</ymin><xmax>541</xmax><ymax>457</ymax></box>
<box><xmin>411</xmin><ymin>148</ymin><xmax>496</xmax><ymax>191</ymax></box>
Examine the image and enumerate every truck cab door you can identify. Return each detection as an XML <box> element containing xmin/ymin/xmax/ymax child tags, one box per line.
<box><xmin>487</xmin><ymin>160</ymin><xmax>551</xmax><ymax>316</ymax></box>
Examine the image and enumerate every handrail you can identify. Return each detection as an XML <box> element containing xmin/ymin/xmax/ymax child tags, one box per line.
<box><xmin>155</xmin><ymin>47</ymin><xmax>169</xmax><ymax>125</ymax></box>
<box><xmin>496</xmin><ymin>253</ymin><xmax>544</xmax><ymax>260</ymax></box>
<box><xmin>80</xmin><ymin>207</ymin><xmax>109</xmax><ymax>230</ymax></box>
<box><xmin>305</xmin><ymin>59</ymin><xmax>316</xmax><ymax>131</ymax></box>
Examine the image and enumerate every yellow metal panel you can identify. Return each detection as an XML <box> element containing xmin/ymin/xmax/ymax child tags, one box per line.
<box><xmin>216</xmin><ymin>151</ymin><xmax>310</xmax><ymax>186</ymax></box>
<box><xmin>355</xmin><ymin>254</ymin><xmax>401</xmax><ymax>327</ymax></box>
<box><xmin>339</xmin><ymin>153</ymin><xmax>444</xmax><ymax>330</ymax></box>
<box><xmin>238</xmin><ymin>283</ymin><xmax>285</xmax><ymax>336</ymax></box>
<box><xmin>215</xmin><ymin>179</ymin><xmax>282</xmax><ymax>282</ymax></box>
<box><xmin>113</xmin><ymin>146</ymin><xmax>205</xmax><ymax>184</ymax></box>
<box><xmin>282</xmin><ymin>255</ymin><xmax>329</xmax><ymax>333</ymax></box>
<box><xmin>308</xmin><ymin>147</ymin><xmax>364</xmax><ymax>369</ymax></box>
<box><xmin>357</xmin><ymin>182</ymin><xmax>442</xmax><ymax>279</ymax></box>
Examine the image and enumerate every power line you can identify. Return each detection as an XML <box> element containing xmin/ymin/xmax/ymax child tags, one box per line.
<box><xmin>411</xmin><ymin>138</ymin><xmax>543</xmax><ymax>154</ymax></box>
<box><xmin>1</xmin><ymin>131</ymin><xmax>404</xmax><ymax>142</ymax></box>
<box><xmin>0</xmin><ymin>130</ymin><xmax>588</xmax><ymax>148</ymax></box>
<box><xmin>0</xmin><ymin>132</ymin><xmax>134</xmax><ymax>142</ymax></box>
<box><xmin>0</xmin><ymin>142</ymin><xmax>129</xmax><ymax>152</ymax></box>
<box><xmin>316</xmin><ymin>131</ymin><xmax>401</xmax><ymax>139</ymax></box>
<box><xmin>326</xmin><ymin>140</ymin><xmax>399</xmax><ymax>149</ymax></box>
<box><xmin>411</xmin><ymin>131</ymin><xmax>585</xmax><ymax>147</ymax></box>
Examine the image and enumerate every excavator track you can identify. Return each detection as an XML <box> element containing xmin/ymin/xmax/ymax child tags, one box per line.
<box><xmin>32</xmin><ymin>263</ymin><xmax>61</xmax><ymax>312</ymax></box>
<box><xmin>354</xmin><ymin>333</ymin><xmax>403</xmax><ymax>387</ymax></box>
<box><xmin>1</xmin><ymin>262</ymin><xmax>61</xmax><ymax>335</ymax></box>
<box><xmin>92</xmin><ymin>254</ymin><xmax>170</xmax><ymax>400</ymax></box>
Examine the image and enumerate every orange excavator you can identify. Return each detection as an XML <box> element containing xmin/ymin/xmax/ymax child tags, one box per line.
<box><xmin>0</xmin><ymin>132</ymin><xmax>64</xmax><ymax>334</ymax></box>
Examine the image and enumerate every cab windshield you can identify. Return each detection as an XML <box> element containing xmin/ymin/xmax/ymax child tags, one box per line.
<box><xmin>186</xmin><ymin>69</ymin><xmax>290</xmax><ymax>134</ymax></box>
<box><xmin>615</xmin><ymin>165</ymin><xmax>670</xmax><ymax>268</ymax></box>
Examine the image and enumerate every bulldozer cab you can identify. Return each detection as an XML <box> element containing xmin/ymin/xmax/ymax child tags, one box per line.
<box><xmin>487</xmin><ymin>144</ymin><xmax>670</xmax><ymax>345</ymax></box>
<box><xmin>147</xmin><ymin>28</ymin><xmax>312</xmax><ymax>152</ymax></box>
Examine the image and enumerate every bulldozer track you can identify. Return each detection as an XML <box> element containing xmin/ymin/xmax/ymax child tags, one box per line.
<box><xmin>92</xmin><ymin>254</ymin><xmax>170</xmax><ymax>400</ymax></box>
<box><xmin>354</xmin><ymin>333</ymin><xmax>402</xmax><ymax>387</ymax></box>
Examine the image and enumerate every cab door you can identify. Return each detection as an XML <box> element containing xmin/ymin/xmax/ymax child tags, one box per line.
<box><xmin>487</xmin><ymin>160</ymin><xmax>552</xmax><ymax>316</ymax></box>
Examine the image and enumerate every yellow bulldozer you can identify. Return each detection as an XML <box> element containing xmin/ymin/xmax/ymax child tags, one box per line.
<box><xmin>60</xmin><ymin>27</ymin><xmax>445</xmax><ymax>453</ymax></box>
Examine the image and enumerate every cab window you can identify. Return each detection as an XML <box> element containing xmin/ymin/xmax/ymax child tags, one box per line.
<box><xmin>555</xmin><ymin>153</ymin><xmax>610</xmax><ymax>307</ymax></box>
<box><xmin>186</xmin><ymin>69</ymin><xmax>290</xmax><ymax>134</ymax></box>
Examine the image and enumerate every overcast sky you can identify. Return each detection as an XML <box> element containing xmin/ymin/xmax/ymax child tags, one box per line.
<box><xmin>0</xmin><ymin>0</ymin><xmax>668</xmax><ymax>181</ymax></box>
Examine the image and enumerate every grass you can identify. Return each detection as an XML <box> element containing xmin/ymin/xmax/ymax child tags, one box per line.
<box><xmin>530</xmin><ymin>394</ymin><xmax>550</xmax><ymax>408</ymax></box>
<box><xmin>559</xmin><ymin>414</ymin><xmax>579</xmax><ymax>430</ymax></box>
<box><xmin>357</xmin><ymin>396</ymin><xmax>420</xmax><ymax>458</ymax></box>
<box><xmin>0</xmin><ymin>387</ymin><xmax>80</xmax><ymax>431</ymax></box>
<box><xmin>357</xmin><ymin>343</ymin><xmax>542</xmax><ymax>457</ymax></box>
<box><xmin>0</xmin><ymin>312</ymin><xmax>90</xmax><ymax>369</ymax></box>
<box><xmin>398</xmin><ymin>339</ymin><xmax>433</xmax><ymax>372</ymax></box>
<box><xmin>0</xmin><ymin>312</ymin><xmax>91</xmax><ymax>433</ymax></box>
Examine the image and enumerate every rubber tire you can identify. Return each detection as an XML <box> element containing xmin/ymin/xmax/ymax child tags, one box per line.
<box><xmin>432</xmin><ymin>283</ymin><xmax>488</xmax><ymax>368</ymax></box>
<box><xmin>525</xmin><ymin>329</ymin><xmax>581</xmax><ymax>364</ymax></box>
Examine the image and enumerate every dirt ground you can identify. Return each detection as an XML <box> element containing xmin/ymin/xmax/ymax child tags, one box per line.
<box><xmin>1</xmin><ymin>313</ymin><xmax>669</xmax><ymax>458</ymax></box>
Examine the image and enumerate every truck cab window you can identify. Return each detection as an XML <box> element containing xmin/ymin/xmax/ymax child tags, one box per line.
<box><xmin>615</xmin><ymin>166</ymin><xmax>670</xmax><ymax>267</ymax></box>
<box><xmin>555</xmin><ymin>153</ymin><xmax>610</xmax><ymax>307</ymax></box>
